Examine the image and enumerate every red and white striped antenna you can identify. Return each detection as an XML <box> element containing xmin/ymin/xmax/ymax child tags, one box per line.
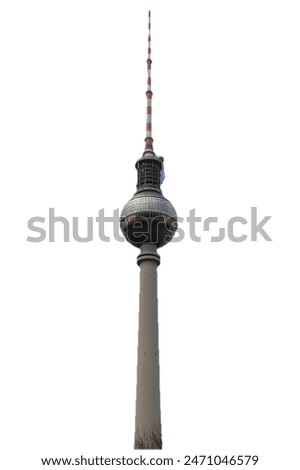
<box><xmin>145</xmin><ymin>10</ymin><xmax>154</xmax><ymax>152</ymax></box>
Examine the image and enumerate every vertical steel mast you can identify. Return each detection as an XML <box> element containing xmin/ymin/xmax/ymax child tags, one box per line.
<box><xmin>145</xmin><ymin>10</ymin><xmax>153</xmax><ymax>152</ymax></box>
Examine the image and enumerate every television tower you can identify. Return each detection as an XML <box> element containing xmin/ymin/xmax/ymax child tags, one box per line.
<box><xmin>120</xmin><ymin>11</ymin><xmax>177</xmax><ymax>450</ymax></box>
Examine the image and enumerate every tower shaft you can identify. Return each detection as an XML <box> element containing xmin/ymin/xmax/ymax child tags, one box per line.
<box><xmin>135</xmin><ymin>243</ymin><xmax>162</xmax><ymax>449</ymax></box>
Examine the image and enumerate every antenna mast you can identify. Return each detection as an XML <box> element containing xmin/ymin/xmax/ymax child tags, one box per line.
<box><xmin>145</xmin><ymin>10</ymin><xmax>153</xmax><ymax>151</ymax></box>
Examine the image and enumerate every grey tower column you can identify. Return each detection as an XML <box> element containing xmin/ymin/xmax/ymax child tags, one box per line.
<box><xmin>135</xmin><ymin>243</ymin><xmax>162</xmax><ymax>449</ymax></box>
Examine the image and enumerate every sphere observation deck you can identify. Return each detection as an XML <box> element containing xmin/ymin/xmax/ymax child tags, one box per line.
<box><xmin>120</xmin><ymin>151</ymin><xmax>177</xmax><ymax>248</ymax></box>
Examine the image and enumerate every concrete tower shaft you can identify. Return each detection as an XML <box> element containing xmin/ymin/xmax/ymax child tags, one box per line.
<box><xmin>135</xmin><ymin>244</ymin><xmax>161</xmax><ymax>449</ymax></box>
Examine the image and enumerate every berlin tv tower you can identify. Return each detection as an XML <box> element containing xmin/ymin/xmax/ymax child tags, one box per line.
<box><xmin>120</xmin><ymin>11</ymin><xmax>177</xmax><ymax>450</ymax></box>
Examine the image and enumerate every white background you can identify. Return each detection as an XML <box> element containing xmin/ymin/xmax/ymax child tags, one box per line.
<box><xmin>1</xmin><ymin>1</ymin><xmax>299</xmax><ymax>469</ymax></box>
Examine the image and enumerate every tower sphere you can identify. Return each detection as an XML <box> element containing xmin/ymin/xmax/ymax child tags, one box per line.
<box><xmin>120</xmin><ymin>150</ymin><xmax>177</xmax><ymax>248</ymax></box>
<box><xmin>120</xmin><ymin>191</ymin><xmax>177</xmax><ymax>249</ymax></box>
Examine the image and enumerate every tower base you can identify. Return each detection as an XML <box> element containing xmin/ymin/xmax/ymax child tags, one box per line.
<box><xmin>134</xmin><ymin>426</ymin><xmax>162</xmax><ymax>450</ymax></box>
